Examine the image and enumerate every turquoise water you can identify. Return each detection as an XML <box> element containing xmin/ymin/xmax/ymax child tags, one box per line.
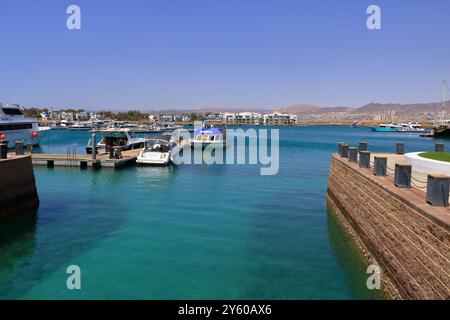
<box><xmin>0</xmin><ymin>126</ymin><xmax>446</xmax><ymax>299</ymax></box>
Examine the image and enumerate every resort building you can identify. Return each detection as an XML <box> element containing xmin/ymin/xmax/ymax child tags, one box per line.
<box><xmin>234</xmin><ymin>112</ymin><xmax>262</xmax><ymax>125</ymax></box>
<box><xmin>263</xmin><ymin>112</ymin><xmax>297</xmax><ymax>125</ymax></box>
<box><xmin>223</xmin><ymin>112</ymin><xmax>236</xmax><ymax>123</ymax></box>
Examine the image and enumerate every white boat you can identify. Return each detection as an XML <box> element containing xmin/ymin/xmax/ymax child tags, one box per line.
<box><xmin>0</xmin><ymin>103</ymin><xmax>49</xmax><ymax>148</ymax></box>
<box><xmin>50</xmin><ymin>121</ymin><xmax>69</xmax><ymax>130</ymax></box>
<box><xmin>398</xmin><ymin>122</ymin><xmax>425</xmax><ymax>132</ymax></box>
<box><xmin>190</xmin><ymin>125</ymin><xmax>226</xmax><ymax>148</ymax></box>
<box><xmin>369</xmin><ymin>123</ymin><xmax>401</xmax><ymax>132</ymax></box>
<box><xmin>160</xmin><ymin>122</ymin><xmax>183</xmax><ymax>132</ymax></box>
<box><xmin>69</xmin><ymin>122</ymin><xmax>93</xmax><ymax>131</ymax></box>
<box><xmin>136</xmin><ymin>138</ymin><xmax>173</xmax><ymax>165</ymax></box>
<box><xmin>86</xmin><ymin>128</ymin><xmax>147</xmax><ymax>154</ymax></box>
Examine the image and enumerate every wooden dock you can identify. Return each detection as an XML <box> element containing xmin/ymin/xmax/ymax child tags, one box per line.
<box><xmin>15</xmin><ymin>149</ymin><xmax>144</xmax><ymax>169</ymax></box>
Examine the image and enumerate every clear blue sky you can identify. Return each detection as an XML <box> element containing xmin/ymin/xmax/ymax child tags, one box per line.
<box><xmin>0</xmin><ymin>0</ymin><xmax>449</xmax><ymax>110</ymax></box>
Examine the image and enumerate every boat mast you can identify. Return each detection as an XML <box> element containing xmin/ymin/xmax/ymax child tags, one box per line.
<box><xmin>442</xmin><ymin>80</ymin><xmax>447</xmax><ymax>125</ymax></box>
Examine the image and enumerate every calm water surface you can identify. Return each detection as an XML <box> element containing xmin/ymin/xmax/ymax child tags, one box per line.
<box><xmin>0</xmin><ymin>126</ymin><xmax>446</xmax><ymax>299</ymax></box>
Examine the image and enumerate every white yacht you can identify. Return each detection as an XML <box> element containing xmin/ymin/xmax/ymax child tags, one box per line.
<box><xmin>398</xmin><ymin>122</ymin><xmax>425</xmax><ymax>132</ymax></box>
<box><xmin>86</xmin><ymin>128</ymin><xmax>147</xmax><ymax>154</ymax></box>
<box><xmin>69</xmin><ymin>122</ymin><xmax>93</xmax><ymax>131</ymax></box>
<box><xmin>136</xmin><ymin>138</ymin><xmax>173</xmax><ymax>165</ymax></box>
<box><xmin>0</xmin><ymin>103</ymin><xmax>49</xmax><ymax>148</ymax></box>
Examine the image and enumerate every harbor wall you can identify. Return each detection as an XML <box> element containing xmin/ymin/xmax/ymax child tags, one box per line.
<box><xmin>0</xmin><ymin>155</ymin><xmax>39</xmax><ymax>216</ymax></box>
<box><xmin>327</xmin><ymin>154</ymin><xmax>450</xmax><ymax>300</ymax></box>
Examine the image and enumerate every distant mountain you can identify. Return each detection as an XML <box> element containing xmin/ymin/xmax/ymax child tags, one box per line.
<box><xmin>318</xmin><ymin>106</ymin><xmax>353</xmax><ymax>113</ymax></box>
<box><xmin>353</xmin><ymin>102</ymin><xmax>449</xmax><ymax>114</ymax></box>
<box><xmin>275</xmin><ymin>104</ymin><xmax>321</xmax><ymax>114</ymax></box>
<box><xmin>274</xmin><ymin>101</ymin><xmax>450</xmax><ymax>115</ymax></box>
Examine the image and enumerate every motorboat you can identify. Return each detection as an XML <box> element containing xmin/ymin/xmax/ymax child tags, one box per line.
<box><xmin>86</xmin><ymin>128</ymin><xmax>147</xmax><ymax>154</ymax></box>
<box><xmin>136</xmin><ymin>138</ymin><xmax>172</xmax><ymax>165</ymax></box>
<box><xmin>0</xmin><ymin>103</ymin><xmax>50</xmax><ymax>148</ymax></box>
<box><xmin>369</xmin><ymin>123</ymin><xmax>401</xmax><ymax>132</ymax></box>
<box><xmin>398</xmin><ymin>122</ymin><xmax>425</xmax><ymax>132</ymax></box>
<box><xmin>190</xmin><ymin>125</ymin><xmax>226</xmax><ymax>148</ymax></box>
<box><xmin>69</xmin><ymin>122</ymin><xmax>93</xmax><ymax>131</ymax></box>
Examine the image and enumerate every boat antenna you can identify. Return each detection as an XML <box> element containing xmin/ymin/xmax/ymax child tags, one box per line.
<box><xmin>436</xmin><ymin>80</ymin><xmax>447</xmax><ymax>126</ymax></box>
<box><xmin>443</xmin><ymin>80</ymin><xmax>448</xmax><ymax>125</ymax></box>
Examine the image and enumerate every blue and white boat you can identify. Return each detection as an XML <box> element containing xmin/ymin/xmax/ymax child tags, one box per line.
<box><xmin>369</xmin><ymin>123</ymin><xmax>401</xmax><ymax>132</ymax></box>
<box><xmin>190</xmin><ymin>126</ymin><xmax>226</xmax><ymax>148</ymax></box>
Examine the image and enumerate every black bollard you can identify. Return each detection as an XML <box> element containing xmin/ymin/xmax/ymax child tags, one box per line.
<box><xmin>109</xmin><ymin>147</ymin><xmax>115</xmax><ymax>159</ymax></box>
<box><xmin>115</xmin><ymin>148</ymin><xmax>122</xmax><ymax>159</ymax></box>
<box><xmin>27</xmin><ymin>143</ymin><xmax>33</xmax><ymax>154</ymax></box>
<box><xmin>394</xmin><ymin>163</ymin><xmax>412</xmax><ymax>188</ymax></box>
<box><xmin>15</xmin><ymin>140</ymin><xmax>24</xmax><ymax>155</ymax></box>
<box><xmin>0</xmin><ymin>140</ymin><xmax>7</xmax><ymax>159</ymax></box>
<box><xmin>426</xmin><ymin>174</ymin><xmax>450</xmax><ymax>207</ymax></box>
<box><xmin>359</xmin><ymin>142</ymin><xmax>368</xmax><ymax>152</ymax></box>
<box><xmin>340</xmin><ymin>144</ymin><xmax>349</xmax><ymax>158</ymax></box>
<box><xmin>338</xmin><ymin>142</ymin><xmax>346</xmax><ymax>154</ymax></box>
<box><xmin>374</xmin><ymin>156</ymin><xmax>387</xmax><ymax>176</ymax></box>
<box><xmin>396</xmin><ymin>143</ymin><xmax>405</xmax><ymax>155</ymax></box>
<box><xmin>348</xmin><ymin>147</ymin><xmax>358</xmax><ymax>162</ymax></box>
<box><xmin>435</xmin><ymin>143</ymin><xmax>445</xmax><ymax>153</ymax></box>
<box><xmin>92</xmin><ymin>160</ymin><xmax>102</xmax><ymax>170</ymax></box>
<box><xmin>359</xmin><ymin>151</ymin><xmax>371</xmax><ymax>168</ymax></box>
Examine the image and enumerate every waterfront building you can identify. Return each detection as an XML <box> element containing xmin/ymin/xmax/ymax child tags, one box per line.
<box><xmin>75</xmin><ymin>111</ymin><xmax>89</xmax><ymax>121</ymax></box>
<box><xmin>235</xmin><ymin>112</ymin><xmax>262</xmax><ymax>125</ymax></box>
<box><xmin>223</xmin><ymin>112</ymin><xmax>236</xmax><ymax>123</ymax></box>
<box><xmin>263</xmin><ymin>112</ymin><xmax>297</xmax><ymax>125</ymax></box>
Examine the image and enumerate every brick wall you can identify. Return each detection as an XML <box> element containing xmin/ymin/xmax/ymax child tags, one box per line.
<box><xmin>327</xmin><ymin>155</ymin><xmax>450</xmax><ymax>300</ymax></box>
<box><xmin>0</xmin><ymin>156</ymin><xmax>39</xmax><ymax>216</ymax></box>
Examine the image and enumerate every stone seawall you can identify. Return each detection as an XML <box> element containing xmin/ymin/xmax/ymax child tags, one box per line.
<box><xmin>0</xmin><ymin>155</ymin><xmax>39</xmax><ymax>216</ymax></box>
<box><xmin>327</xmin><ymin>154</ymin><xmax>450</xmax><ymax>300</ymax></box>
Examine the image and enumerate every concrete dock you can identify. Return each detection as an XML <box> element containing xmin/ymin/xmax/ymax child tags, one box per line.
<box><xmin>327</xmin><ymin>153</ymin><xmax>450</xmax><ymax>300</ymax></box>
<box><xmin>0</xmin><ymin>155</ymin><xmax>39</xmax><ymax>216</ymax></box>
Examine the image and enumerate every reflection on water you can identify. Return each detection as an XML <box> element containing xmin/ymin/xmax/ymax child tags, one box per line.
<box><xmin>326</xmin><ymin>203</ymin><xmax>386</xmax><ymax>300</ymax></box>
<box><xmin>0</xmin><ymin>207</ymin><xmax>38</xmax><ymax>298</ymax></box>
<box><xmin>0</xmin><ymin>127</ymin><xmax>447</xmax><ymax>299</ymax></box>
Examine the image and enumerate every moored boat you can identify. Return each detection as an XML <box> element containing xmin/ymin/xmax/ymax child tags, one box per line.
<box><xmin>369</xmin><ymin>123</ymin><xmax>401</xmax><ymax>132</ymax></box>
<box><xmin>190</xmin><ymin>126</ymin><xmax>226</xmax><ymax>148</ymax></box>
<box><xmin>136</xmin><ymin>138</ymin><xmax>173</xmax><ymax>165</ymax></box>
<box><xmin>0</xmin><ymin>103</ymin><xmax>49</xmax><ymax>148</ymax></box>
<box><xmin>86</xmin><ymin>128</ymin><xmax>147</xmax><ymax>154</ymax></box>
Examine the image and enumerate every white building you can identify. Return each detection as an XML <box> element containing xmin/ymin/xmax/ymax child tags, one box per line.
<box><xmin>235</xmin><ymin>112</ymin><xmax>262</xmax><ymax>125</ymax></box>
<box><xmin>263</xmin><ymin>112</ymin><xmax>297</xmax><ymax>125</ymax></box>
<box><xmin>90</xmin><ymin>112</ymin><xmax>103</xmax><ymax>121</ymax></box>
<box><xmin>75</xmin><ymin>111</ymin><xmax>89</xmax><ymax>121</ymax></box>
<box><xmin>222</xmin><ymin>112</ymin><xmax>236</xmax><ymax>123</ymax></box>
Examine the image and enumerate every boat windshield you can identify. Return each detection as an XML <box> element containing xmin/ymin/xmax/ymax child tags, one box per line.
<box><xmin>145</xmin><ymin>140</ymin><xmax>170</xmax><ymax>152</ymax></box>
<box><xmin>103</xmin><ymin>131</ymin><xmax>127</xmax><ymax>138</ymax></box>
<box><xmin>2</xmin><ymin>108</ymin><xmax>23</xmax><ymax>116</ymax></box>
<box><xmin>129</xmin><ymin>131</ymin><xmax>136</xmax><ymax>138</ymax></box>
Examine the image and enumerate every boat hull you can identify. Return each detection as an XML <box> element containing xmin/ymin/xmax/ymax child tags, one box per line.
<box><xmin>136</xmin><ymin>153</ymin><xmax>172</xmax><ymax>165</ymax></box>
<box><xmin>2</xmin><ymin>128</ymin><xmax>49</xmax><ymax>149</ymax></box>
<box><xmin>369</xmin><ymin>126</ymin><xmax>400</xmax><ymax>132</ymax></box>
<box><xmin>433</xmin><ymin>127</ymin><xmax>450</xmax><ymax>137</ymax></box>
